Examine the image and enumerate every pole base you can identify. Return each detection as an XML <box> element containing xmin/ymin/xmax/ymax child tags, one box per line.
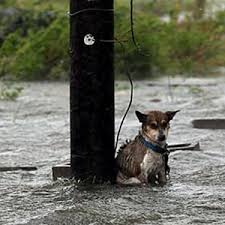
<box><xmin>52</xmin><ymin>164</ymin><xmax>72</xmax><ymax>181</ymax></box>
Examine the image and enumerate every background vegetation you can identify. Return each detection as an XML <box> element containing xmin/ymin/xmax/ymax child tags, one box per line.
<box><xmin>0</xmin><ymin>0</ymin><xmax>225</xmax><ymax>80</ymax></box>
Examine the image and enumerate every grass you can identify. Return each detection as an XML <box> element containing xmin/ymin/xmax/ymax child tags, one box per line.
<box><xmin>0</xmin><ymin>82</ymin><xmax>23</xmax><ymax>101</ymax></box>
<box><xmin>0</xmin><ymin>0</ymin><xmax>68</xmax><ymax>11</ymax></box>
<box><xmin>0</xmin><ymin>0</ymin><xmax>225</xmax><ymax>80</ymax></box>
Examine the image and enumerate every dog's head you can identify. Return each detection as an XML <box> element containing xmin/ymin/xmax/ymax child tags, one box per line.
<box><xmin>135</xmin><ymin>110</ymin><xmax>179</xmax><ymax>144</ymax></box>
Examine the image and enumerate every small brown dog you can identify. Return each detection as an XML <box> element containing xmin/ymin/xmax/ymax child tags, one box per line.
<box><xmin>116</xmin><ymin>110</ymin><xmax>179</xmax><ymax>186</ymax></box>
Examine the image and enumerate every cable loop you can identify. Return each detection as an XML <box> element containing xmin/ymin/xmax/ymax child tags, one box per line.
<box><xmin>69</xmin><ymin>8</ymin><xmax>114</xmax><ymax>17</ymax></box>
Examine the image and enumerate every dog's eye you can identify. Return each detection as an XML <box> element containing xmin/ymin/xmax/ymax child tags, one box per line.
<box><xmin>150</xmin><ymin>123</ymin><xmax>157</xmax><ymax>129</ymax></box>
<box><xmin>161</xmin><ymin>121</ymin><xmax>167</xmax><ymax>128</ymax></box>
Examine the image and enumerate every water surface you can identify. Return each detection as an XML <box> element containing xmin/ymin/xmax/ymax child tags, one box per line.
<box><xmin>1</xmin><ymin>77</ymin><xmax>225</xmax><ymax>225</ymax></box>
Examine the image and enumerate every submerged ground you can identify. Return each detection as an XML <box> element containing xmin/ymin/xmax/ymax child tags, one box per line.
<box><xmin>0</xmin><ymin>76</ymin><xmax>225</xmax><ymax>225</ymax></box>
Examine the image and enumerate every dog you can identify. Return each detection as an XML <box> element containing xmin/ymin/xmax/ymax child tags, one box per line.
<box><xmin>116</xmin><ymin>110</ymin><xmax>179</xmax><ymax>186</ymax></box>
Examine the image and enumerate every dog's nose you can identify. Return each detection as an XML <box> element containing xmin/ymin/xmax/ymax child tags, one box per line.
<box><xmin>158</xmin><ymin>134</ymin><xmax>166</xmax><ymax>141</ymax></box>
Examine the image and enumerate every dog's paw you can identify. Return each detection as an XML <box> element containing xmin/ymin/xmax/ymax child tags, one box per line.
<box><xmin>117</xmin><ymin>177</ymin><xmax>141</xmax><ymax>186</ymax></box>
<box><xmin>128</xmin><ymin>177</ymin><xmax>142</xmax><ymax>185</ymax></box>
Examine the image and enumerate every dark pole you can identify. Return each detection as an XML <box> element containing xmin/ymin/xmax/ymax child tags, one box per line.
<box><xmin>70</xmin><ymin>0</ymin><xmax>115</xmax><ymax>183</ymax></box>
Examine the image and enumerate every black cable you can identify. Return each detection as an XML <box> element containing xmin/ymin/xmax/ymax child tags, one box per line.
<box><xmin>130</xmin><ymin>0</ymin><xmax>150</xmax><ymax>57</ymax></box>
<box><xmin>114</xmin><ymin>41</ymin><xmax>134</xmax><ymax>151</ymax></box>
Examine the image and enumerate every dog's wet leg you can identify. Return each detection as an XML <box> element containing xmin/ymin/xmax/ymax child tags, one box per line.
<box><xmin>158</xmin><ymin>169</ymin><xmax>167</xmax><ymax>186</ymax></box>
<box><xmin>148</xmin><ymin>174</ymin><xmax>158</xmax><ymax>185</ymax></box>
<box><xmin>138</xmin><ymin>172</ymin><xmax>148</xmax><ymax>184</ymax></box>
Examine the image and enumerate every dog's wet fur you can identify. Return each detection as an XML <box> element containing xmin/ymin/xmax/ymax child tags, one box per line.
<box><xmin>116</xmin><ymin>110</ymin><xmax>179</xmax><ymax>186</ymax></box>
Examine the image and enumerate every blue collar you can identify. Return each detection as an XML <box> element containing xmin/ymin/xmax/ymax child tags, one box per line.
<box><xmin>139</xmin><ymin>135</ymin><xmax>169</xmax><ymax>155</ymax></box>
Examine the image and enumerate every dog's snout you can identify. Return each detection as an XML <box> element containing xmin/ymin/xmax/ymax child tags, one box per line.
<box><xmin>158</xmin><ymin>134</ymin><xmax>166</xmax><ymax>141</ymax></box>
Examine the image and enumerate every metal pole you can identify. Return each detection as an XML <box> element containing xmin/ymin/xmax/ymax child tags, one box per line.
<box><xmin>70</xmin><ymin>0</ymin><xmax>115</xmax><ymax>183</ymax></box>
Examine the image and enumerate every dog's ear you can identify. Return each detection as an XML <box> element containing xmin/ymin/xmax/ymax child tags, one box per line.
<box><xmin>166</xmin><ymin>110</ymin><xmax>180</xmax><ymax>121</ymax></box>
<box><xmin>135</xmin><ymin>111</ymin><xmax>147</xmax><ymax>123</ymax></box>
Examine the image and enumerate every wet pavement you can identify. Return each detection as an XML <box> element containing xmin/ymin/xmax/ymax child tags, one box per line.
<box><xmin>0</xmin><ymin>76</ymin><xmax>225</xmax><ymax>225</ymax></box>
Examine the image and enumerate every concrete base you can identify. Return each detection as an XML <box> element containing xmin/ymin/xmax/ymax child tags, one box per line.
<box><xmin>52</xmin><ymin>164</ymin><xmax>72</xmax><ymax>181</ymax></box>
<box><xmin>192</xmin><ymin>119</ymin><xmax>225</xmax><ymax>129</ymax></box>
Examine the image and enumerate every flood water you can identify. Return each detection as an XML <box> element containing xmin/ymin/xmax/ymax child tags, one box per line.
<box><xmin>0</xmin><ymin>76</ymin><xmax>225</xmax><ymax>225</ymax></box>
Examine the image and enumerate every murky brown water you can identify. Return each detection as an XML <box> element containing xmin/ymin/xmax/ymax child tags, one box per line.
<box><xmin>1</xmin><ymin>77</ymin><xmax>225</xmax><ymax>225</ymax></box>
